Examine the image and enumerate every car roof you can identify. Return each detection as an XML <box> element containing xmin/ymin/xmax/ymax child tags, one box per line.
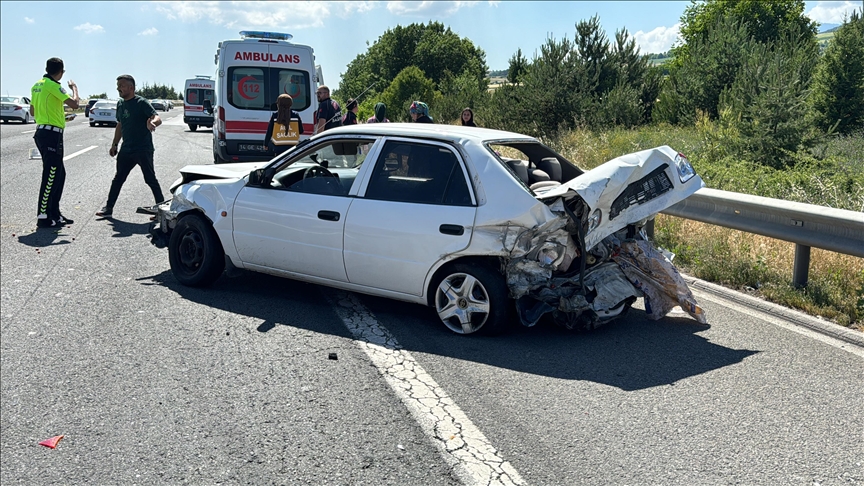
<box><xmin>319</xmin><ymin>123</ymin><xmax>536</xmax><ymax>144</ymax></box>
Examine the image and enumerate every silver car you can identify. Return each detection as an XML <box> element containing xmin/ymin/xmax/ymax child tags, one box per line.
<box><xmin>149</xmin><ymin>124</ymin><xmax>707</xmax><ymax>335</ymax></box>
<box><xmin>1</xmin><ymin>96</ymin><xmax>32</xmax><ymax>124</ymax></box>
<box><xmin>89</xmin><ymin>100</ymin><xmax>118</xmax><ymax>127</ymax></box>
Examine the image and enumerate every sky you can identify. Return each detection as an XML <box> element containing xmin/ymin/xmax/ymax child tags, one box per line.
<box><xmin>1</xmin><ymin>1</ymin><xmax>861</xmax><ymax>100</ymax></box>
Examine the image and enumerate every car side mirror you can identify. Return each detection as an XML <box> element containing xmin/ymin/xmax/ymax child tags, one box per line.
<box><xmin>202</xmin><ymin>99</ymin><xmax>213</xmax><ymax>114</ymax></box>
<box><xmin>248</xmin><ymin>168</ymin><xmax>266</xmax><ymax>187</ymax></box>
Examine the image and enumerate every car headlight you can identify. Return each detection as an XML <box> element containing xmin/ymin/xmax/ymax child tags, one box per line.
<box><xmin>674</xmin><ymin>153</ymin><xmax>696</xmax><ymax>183</ymax></box>
<box><xmin>587</xmin><ymin>209</ymin><xmax>602</xmax><ymax>233</ymax></box>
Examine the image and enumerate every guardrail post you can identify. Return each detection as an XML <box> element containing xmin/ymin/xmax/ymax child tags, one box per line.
<box><xmin>792</xmin><ymin>244</ymin><xmax>811</xmax><ymax>288</ymax></box>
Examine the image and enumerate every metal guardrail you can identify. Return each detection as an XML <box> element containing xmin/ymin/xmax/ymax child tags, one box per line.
<box><xmin>653</xmin><ymin>188</ymin><xmax>864</xmax><ymax>288</ymax></box>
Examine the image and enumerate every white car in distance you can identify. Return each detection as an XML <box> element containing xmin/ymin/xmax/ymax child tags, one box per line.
<box><xmin>150</xmin><ymin>124</ymin><xmax>708</xmax><ymax>336</ymax></box>
<box><xmin>1</xmin><ymin>96</ymin><xmax>32</xmax><ymax>124</ymax></box>
<box><xmin>89</xmin><ymin>100</ymin><xmax>118</xmax><ymax>127</ymax></box>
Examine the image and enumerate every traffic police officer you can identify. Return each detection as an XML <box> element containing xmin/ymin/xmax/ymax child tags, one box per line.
<box><xmin>31</xmin><ymin>57</ymin><xmax>79</xmax><ymax>228</ymax></box>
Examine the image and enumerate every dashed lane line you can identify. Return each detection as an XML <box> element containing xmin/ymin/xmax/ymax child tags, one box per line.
<box><xmin>330</xmin><ymin>291</ymin><xmax>525</xmax><ymax>486</ymax></box>
<box><xmin>64</xmin><ymin>145</ymin><xmax>98</xmax><ymax>161</ymax></box>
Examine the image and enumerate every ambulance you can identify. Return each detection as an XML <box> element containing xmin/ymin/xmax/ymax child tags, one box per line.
<box><xmin>210</xmin><ymin>31</ymin><xmax>319</xmax><ymax>163</ymax></box>
<box><xmin>183</xmin><ymin>75</ymin><xmax>215</xmax><ymax>132</ymax></box>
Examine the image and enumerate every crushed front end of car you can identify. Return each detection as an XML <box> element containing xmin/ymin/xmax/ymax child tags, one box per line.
<box><xmin>500</xmin><ymin>146</ymin><xmax>707</xmax><ymax>331</ymax></box>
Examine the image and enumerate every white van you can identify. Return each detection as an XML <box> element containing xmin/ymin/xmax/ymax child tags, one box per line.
<box><xmin>183</xmin><ymin>76</ymin><xmax>215</xmax><ymax>132</ymax></box>
<box><xmin>211</xmin><ymin>31</ymin><xmax>319</xmax><ymax>163</ymax></box>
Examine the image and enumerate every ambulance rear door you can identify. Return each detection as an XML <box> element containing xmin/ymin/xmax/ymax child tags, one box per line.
<box><xmin>220</xmin><ymin>39</ymin><xmax>315</xmax><ymax>162</ymax></box>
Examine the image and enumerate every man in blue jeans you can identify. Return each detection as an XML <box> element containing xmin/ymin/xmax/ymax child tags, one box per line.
<box><xmin>96</xmin><ymin>74</ymin><xmax>164</xmax><ymax>218</ymax></box>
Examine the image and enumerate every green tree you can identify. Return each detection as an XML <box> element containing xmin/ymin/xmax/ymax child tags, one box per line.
<box><xmin>656</xmin><ymin>16</ymin><xmax>755</xmax><ymax>123</ymax></box>
<box><xmin>507</xmin><ymin>48</ymin><xmax>527</xmax><ymax>84</ymax></box>
<box><xmin>718</xmin><ymin>25</ymin><xmax>820</xmax><ymax>166</ymax></box>
<box><xmin>379</xmin><ymin>66</ymin><xmax>438</xmax><ymax>122</ymax></box>
<box><xmin>436</xmin><ymin>69</ymin><xmax>490</xmax><ymax>124</ymax></box>
<box><xmin>674</xmin><ymin>0</ymin><xmax>817</xmax><ymax>67</ymax></box>
<box><xmin>335</xmin><ymin>22</ymin><xmax>487</xmax><ymax>106</ymax></box>
<box><xmin>137</xmin><ymin>83</ymin><xmax>179</xmax><ymax>100</ymax></box>
<box><xmin>87</xmin><ymin>92</ymin><xmax>108</xmax><ymax>99</ymax></box>
<box><xmin>809</xmin><ymin>9</ymin><xmax>864</xmax><ymax>134</ymax></box>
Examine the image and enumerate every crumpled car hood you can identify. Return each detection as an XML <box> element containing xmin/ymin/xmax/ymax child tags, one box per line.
<box><xmin>178</xmin><ymin>161</ymin><xmax>269</xmax><ymax>181</ymax></box>
<box><xmin>537</xmin><ymin>145</ymin><xmax>704</xmax><ymax>250</ymax></box>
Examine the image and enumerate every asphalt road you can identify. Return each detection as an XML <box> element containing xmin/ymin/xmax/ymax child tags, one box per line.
<box><xmin>2</xmin><ymin>114</ymin><xmax>862</xmax><ymax>485</ymax></box>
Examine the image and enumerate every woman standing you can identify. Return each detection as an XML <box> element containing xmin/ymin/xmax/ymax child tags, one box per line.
<box><xmin>461</xmin><ymin>107</ymin><xmax>477</xmax><ymax>126</ymax></box>
<box><xmin>409</xmin><ymin>101</ymin><xmax>433</xmax><ymax>123</ymax></box>
<box><xmin>265</xmin><ymin>94</ymin><xmax>303</xmax><ymax>156</ymax></box>
<box><xmin>342</xmin><ymin>98</ymin><xmax>359</xmax><ymax>125</ymax></box>
<box><xmin>366</xmin><ymin>102</ymin><xmax>390</xmax><ymax>123</ymax></box>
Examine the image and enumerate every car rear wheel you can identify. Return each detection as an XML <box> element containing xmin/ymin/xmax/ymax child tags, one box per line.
<box><xmin>168</xmin><ymin>214</ymin><xmax>225</xmax><ymax>287</ymax></box>
<box><xmin>433</xmin><ymin>263</ymin><xmax>511</xmax><ymax>336</ymax></box>
<box><xmin>189</xmin><ymin>124</ymin><xmax>197</xmax><ymax>131</ymax></box>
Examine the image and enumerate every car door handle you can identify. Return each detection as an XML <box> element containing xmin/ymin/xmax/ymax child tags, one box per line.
<box><xmin>439</xmin><ymin>224</ymin><xmax>464</xmax><ymax>236</ymax></box>
<box><xmin>318</xmin><ymin>210</ymin><xmax>340</xmax><ymax>221</ymax></box>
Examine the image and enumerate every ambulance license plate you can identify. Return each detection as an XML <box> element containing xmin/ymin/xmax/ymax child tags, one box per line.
<box><xmin>239</xmin><ymin>144</ymin><xmax>267</xmax><ymax>152</ymax></box>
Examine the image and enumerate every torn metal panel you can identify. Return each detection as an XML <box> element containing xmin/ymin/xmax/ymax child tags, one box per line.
<box><xmin>612</xmin><ymin>239</ymin><xmax>708</xmax><ymax>324</ymax></box>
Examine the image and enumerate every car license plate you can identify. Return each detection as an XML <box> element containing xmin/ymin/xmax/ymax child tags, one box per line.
<box><xmin>239</xmin><ymin>144</ymin><xmax>267</xmax><ymax>152</ymax></box>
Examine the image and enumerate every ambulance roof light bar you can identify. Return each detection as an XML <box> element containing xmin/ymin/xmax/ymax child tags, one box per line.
<box><xmin>194</xmin><ymin>75</ymin><xmax>212</xmax><ymax>79</ymax></box>
<box><xmin>240</xmin><ymin>31</ymin><xmax>293</xmax><ymax>41</ymax></box>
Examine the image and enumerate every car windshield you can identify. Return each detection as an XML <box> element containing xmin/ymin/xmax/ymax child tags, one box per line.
<box><xmin>1</xmin><ymin>97</ymin><xmax>21</xmax><ymax>103</ymax></box>
<box><xmin>280</xmin><ymin>139</ymin><xmax>375</xmax><ymax>170</ymax></box>
<box><xmin>94</xmin><ymin>101</ymin><xmax>117</xmax><ymax>109</ymax></box>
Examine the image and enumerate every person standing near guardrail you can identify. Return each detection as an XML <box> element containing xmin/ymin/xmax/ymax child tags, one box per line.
<box><xmin>30</xmin><ymin>57</ymin><xmax>79</xmax><ymax>228</ymax></box>
<box><xmin>95</xmin><ymin>74</ymin><xmax>164</xmax><ymax>218</ymax></box>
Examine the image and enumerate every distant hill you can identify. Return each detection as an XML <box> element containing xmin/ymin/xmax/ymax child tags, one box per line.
<box><xmin>818</xmin><ymin>23</ymin><xmax>840</xmax><ymax>33</ymax></box>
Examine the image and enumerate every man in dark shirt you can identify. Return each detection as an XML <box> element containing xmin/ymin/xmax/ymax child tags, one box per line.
<box><xmin>95</xmin><ymin>74</ymin><xmax>164</xmax><ymax>218</ymax></box>
<box><xmin>313</xmin><ymin>85</ymin><xmax>342</xmax><ymax>134</ymax></box>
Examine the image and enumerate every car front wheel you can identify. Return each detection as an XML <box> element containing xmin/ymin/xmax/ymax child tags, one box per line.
<box><xmin>189</xmin><ymin>124</ymin><xmax>197</xmax><ymax>131</ymax></box>
<box><xmin>168</xmin><ymin>214</ymin><xmax>225</xmax><ymax>287</ymax></box>
<box><xmin>433</xmin><ymin>263</ymin><xmax>511</xmax><ymax>336</ymax></box>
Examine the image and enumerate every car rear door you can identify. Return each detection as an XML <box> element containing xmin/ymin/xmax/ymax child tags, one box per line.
<box><xmin>343</xmin><ymin>139</ymin><xmax>477</xmax><ymax>297</ymax></box>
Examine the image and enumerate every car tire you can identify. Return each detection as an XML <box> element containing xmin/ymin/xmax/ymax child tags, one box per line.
<box><xmin>168</xmin><ymin>214</ymin><xmax>225</xmax><ymax>287</ymax></box>
<box><xmin>432</xmin><ymin>262</ymin><xmax>511</xmax><ymax>336</ymax></box>
<box><xmin>90</xmin><ymin>122</ymin><xmax>95</xmax><ymax>127</ymax></box>
<box><xmin>189</xmin><ymin>124</ymin><xmax>197</xmax><ymax>132</ymax></box>
<box><xmin>22</xmin><ymin>113</ymin><xmax>29</xmax><ymax>124</ymax></box>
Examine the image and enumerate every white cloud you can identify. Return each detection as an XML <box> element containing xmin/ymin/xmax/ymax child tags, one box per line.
<box><xmin>806</xmin><ymin>1</ymin><xmax>861</xmax><ymax>24</ymax></box>
<box><xmin>154</xmin><ymin>1</ymin><xmax>331</xmax><ymax>29</ymax></box>
<box><xmin>337</xmin><ymin>1</ymin><xmax>377</xmax><ymax>18</ymax></box>
<box><xmin>138</xmin><ymin>27</ymin><xmax>159</xmax><ymax>36</ymax></box>
<box><xmin>387</xmin><ymin>1</ymin><xmax>479</xmax><ymax>17</ymax></box>
<box><xmin>74</xmin><ymin>22</ymin><xmax>104</xmax><ymax>34</ymax></box>
<box><xmin>24</xmin><ymin>17</ymin><xmax>34</xmax><ymax>24</ymax></box>
<box><xmin>633</xmin><ymin>23</ymin><xmax>681</xmax><ymax>54</ymax></box>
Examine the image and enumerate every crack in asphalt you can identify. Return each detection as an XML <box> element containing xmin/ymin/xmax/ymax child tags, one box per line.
<box><xmin>329</xmin><ymin>291</ymin><xmax>524</xmax><ymax>486</ymax></box>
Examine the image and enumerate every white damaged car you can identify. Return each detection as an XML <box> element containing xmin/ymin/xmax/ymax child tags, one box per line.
<box><xmin>149</xmin><ymin>124</ymin><xmax>707</xmax><ymax>335</ymax></box>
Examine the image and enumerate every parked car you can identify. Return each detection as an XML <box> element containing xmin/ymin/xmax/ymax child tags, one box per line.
<box><xmin>84</xmin><ymin>98</ymin><xmax>99</xmax><ymax>118</ymax></box>
<box><xmin>1</xmin><ymin>96</ymin><xmax>32</xmax><ymax>123</ymax></box>
<box><xmin>89</xmin><ymin>100</ymin><xmax>118</xmax><ymax>127</ymax></box>
<box><xmin>150</xmin><ymin>99</ymin><xmax>167</xmax><ymax>111</ymax></box>
<box><xmin>149</xmin><ymin>125</ymin><xmax>707</xmax><ymax>335</ymax></box>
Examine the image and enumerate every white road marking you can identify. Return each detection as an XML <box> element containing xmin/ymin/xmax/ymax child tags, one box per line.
<box><xmin>64</xmin><ymin>145</ymin><xmax>98</xmax><ymax>161</ymax></box>
<box><xmin>21</xmin><ymin>129</ymin><xmax>36</xmax><ymax>134</ymax></box>
<box><xmin>692</xmin><ymin>289</ymin><xmax>864</xmax><ymax>358</ymax></box>
<box><xmin>330</xmin><ymin>291</ymin><xmax>525</xmax><ymax>486</ymax></box>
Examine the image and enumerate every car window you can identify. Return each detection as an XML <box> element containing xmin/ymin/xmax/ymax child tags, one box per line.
<box><xmin>364</xmin><ymin>141</ymin><xmax>472</xmax><ymax>206</ymax></box>
<box><xmin>268</xmin><ymin>138</ymin><xmax>378</xmax><ymax>196</ymax></box>
<box><xmin>94</xmin><ymin>101</ymin><xmax>117</xmax><ymax>109</ymax></box>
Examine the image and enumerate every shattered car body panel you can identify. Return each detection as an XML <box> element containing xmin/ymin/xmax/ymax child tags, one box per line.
<box><xmin>149</xmin><ymin>123</ymin><xmax>706</xmax><ymax>335</ymax></box>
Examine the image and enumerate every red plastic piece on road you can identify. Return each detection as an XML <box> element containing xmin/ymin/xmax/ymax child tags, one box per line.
<box><xmin>39</xmin><ymin>435</ymin><xmax>64</xmax><ymax>449</ymax></box>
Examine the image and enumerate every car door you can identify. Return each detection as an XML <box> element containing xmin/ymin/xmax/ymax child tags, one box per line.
<box><xmin>343</xmin><ymin>140</ymin><xmax>477</xmax><ymax>296</ymax></box>
<box><xmin>231</xmin><ymin>137</ymin><xmax>378</xmax><ymax>282</ymax></box>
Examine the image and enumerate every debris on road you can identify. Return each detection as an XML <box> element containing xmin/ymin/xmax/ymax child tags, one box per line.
<box><xmin>328</xmin><ymin>352</ymin><xmax>338</xmax><ymax>360</ymax></box>
<box><xmin>39</xmin><ymin>435</ymin><xmax>64</xmax><ymax>449</ymax></box>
